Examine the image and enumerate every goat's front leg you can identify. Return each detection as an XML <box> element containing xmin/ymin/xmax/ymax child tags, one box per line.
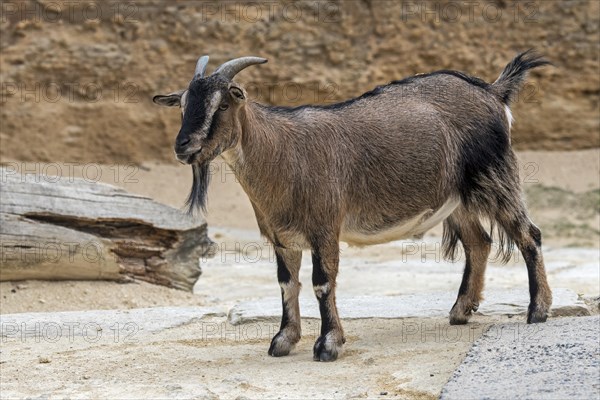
<box><xmin>312</xmin><ymin>243</ymin><xmax>345</xmax><ymax>361</ymax></box>
<box><xmin>268</xmin><ymin>247</ymin><xmax>302</xmax><ymax>357</ymax></box>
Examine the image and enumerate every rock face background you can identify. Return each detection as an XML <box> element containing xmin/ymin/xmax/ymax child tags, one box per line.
<box><xmin>1</xmin><ymin>0</ymin><xmax>598</xmax><ymax>164</ymax></box>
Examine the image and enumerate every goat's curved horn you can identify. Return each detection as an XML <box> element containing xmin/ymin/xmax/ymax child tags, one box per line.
<box><xmin>194</xmin><ymin>55</ymin><xmax>210</xmax><ymax>79</ymax></box>
<box><xmin>213</xmin><ymin>56</ymin><xmax>267</xmax><ymax>80</ymax></box>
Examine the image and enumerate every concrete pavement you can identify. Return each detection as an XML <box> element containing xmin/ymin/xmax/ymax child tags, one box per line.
<box><xmin>441</xmin><ymin>315</ymin><xmax>600</xmax><ymax>400</ymax></box>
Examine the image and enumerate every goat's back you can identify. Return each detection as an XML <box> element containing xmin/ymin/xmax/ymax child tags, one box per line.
<box><xmin>301</xmin><ymin>73</ymin><xmax>511</xmax><ymax>215</ymax></box>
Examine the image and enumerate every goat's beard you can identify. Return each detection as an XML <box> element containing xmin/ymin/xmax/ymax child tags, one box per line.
<box><xmin>185</xmin><ymin>162</ymin><xmax>211</xmax><ymax>215</ymax></box>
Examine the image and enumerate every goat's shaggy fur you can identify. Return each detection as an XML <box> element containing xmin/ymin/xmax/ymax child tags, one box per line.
<box><xmin>154</xmin><ymin>50</ymin><xmax>552</xmax><ymax>361</ymax></box>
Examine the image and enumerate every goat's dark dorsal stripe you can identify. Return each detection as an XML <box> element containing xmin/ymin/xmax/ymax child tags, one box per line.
<box><xmin>264</xmin><ymin>69</ymin><xmax>490</xmax><ymax>114</ymax></box>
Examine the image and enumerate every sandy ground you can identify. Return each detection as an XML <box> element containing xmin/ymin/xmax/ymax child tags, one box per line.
<box><xmin>1</xmin><ymin>149</ymin><xmax>599</xmax><ymax>398</ymax></box>
<box><xmin>2</xmin><ymin>315</ymin><xmax>500</xmax><ymax>400</ymax></box>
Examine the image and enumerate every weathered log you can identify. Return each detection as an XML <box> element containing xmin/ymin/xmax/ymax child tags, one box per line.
<box><xmin>0</xmin><ymin>167</ymin><xmax>213</xmax><ymax>291</ymax></box>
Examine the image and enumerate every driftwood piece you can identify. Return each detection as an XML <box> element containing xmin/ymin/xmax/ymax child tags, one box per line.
<box><xmin>0</xmin><ymin>168</ymin><xmax>213</xmax><ymax>291</ymax></box>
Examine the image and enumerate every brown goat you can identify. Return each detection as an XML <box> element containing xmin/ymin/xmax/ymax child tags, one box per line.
<box><xmin>153</xmin><ymin>51</ymin><xmax>552</xmax><ymax>361</ymax></box>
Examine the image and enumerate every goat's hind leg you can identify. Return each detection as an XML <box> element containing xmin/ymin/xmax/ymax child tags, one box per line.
<box><xmin>269</xmin><ymin>247</ymin><xmax>302</xmax><ymax>357</ymax></box>
<box><xmin>445</xmin><ymin>211</ymin><xmax>492</xmax><ymax>325</ymax></box>
<box><xmin>497</xmin><ymin>209</ymin><xmax>552</xmax><ymax>323</ymax></box>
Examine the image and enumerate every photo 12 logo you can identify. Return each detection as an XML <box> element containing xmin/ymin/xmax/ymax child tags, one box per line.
<box><xmin>1</xmin><ymin>321</ymin><xmax>139</xmax><ymax>344</ymax></box>
<box><xmin>0</xmin><ymin>240</ymin><xmax>108</xmax><ymax>266</ymax></box>
<box><xmin>1</xmin><ymin>81</ymin><xmax>140</xmax><ymax>104</ymax></box>
<box><xmin>1</xmin><ymin>162</ymin><xmax>140</xmax><ymax>185</ymax></box>
<box><xmin>0</xmin><ymin>1</ymin><xmax>138</xmax><ymax>24</ymax></box>
<box><xmin>193</xmin><ymin>1</ymin><xmax>341</xmax><ymax>23</ymax></box>
<box><xmin>400</xmin><ymin>1</ymin><xmax>539</xmax><ymax>23</ymax></box>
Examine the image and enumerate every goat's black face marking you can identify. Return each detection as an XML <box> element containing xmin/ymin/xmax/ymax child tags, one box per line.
<box><xmin>175</xmin><ymin>76</ymin><xmax>231</xmax><ymax>214</ymax></box>
<box><xmin>175</xmin><ymin>76</ymin><xmax>228</xmax><ymax>158</ymax></box>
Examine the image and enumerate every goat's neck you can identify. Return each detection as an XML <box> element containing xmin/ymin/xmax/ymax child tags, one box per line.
<box><xmin>220</xmin><ymin>102</ymin><xmax>289</xmax><ymax>205</ymax></box>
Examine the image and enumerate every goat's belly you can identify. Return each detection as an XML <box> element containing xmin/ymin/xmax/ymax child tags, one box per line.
<box><xmin>340</xmin><ymin>197</ymin><xmax>460</xmax><ymax>246</ymax></box>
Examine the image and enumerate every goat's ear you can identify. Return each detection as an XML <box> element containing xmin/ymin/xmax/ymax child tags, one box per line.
<box><xmin>152</xmin><ymin>90</ymin><xmax>184</xmax><ymax>107</ymax></box>
<box><xmin>229</xmin><ymin>85</ymin><xmax>246</xmax><ymax>103</ymax></box>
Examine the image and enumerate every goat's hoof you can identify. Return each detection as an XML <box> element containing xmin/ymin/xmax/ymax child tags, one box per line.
<box><xmin>449</xmin><ymin>314</ymin><xmax>469</xmax><ymax>325</ymax></box>
<box><xmin>313</xmin><ymin>332</ymin><xmax>343</xmax><ymax>362</ymax></box>
<box><xmin>449</xmin><ymin>298</ymin><xmax>478</xmax><ymax>325</ymax></box>
<box><xmin>268</xmin><ymin>330</ymin><xmax>297</xmax><ymax>357</ymax></box>
<box><xmin>527</xmin><ymin>304</ymin><xmax>548</xmax><ymax>324</ymax></box>
<box><xmin>449</xmin><ymin>306</ymin><xmax>471</xmax><ymax>325</ymax></box>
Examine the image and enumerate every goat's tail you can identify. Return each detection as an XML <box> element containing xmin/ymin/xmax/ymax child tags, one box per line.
<box><xmin>490</xmin><ymin>49</ymin><xmax>551</xmax><ymax>104</ymax></box>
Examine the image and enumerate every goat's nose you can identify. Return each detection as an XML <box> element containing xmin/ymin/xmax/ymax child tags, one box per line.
<box><xmin>176</xmin><ymin>137</ymin><xmax>191</xmax><ymax>148</ymax></box>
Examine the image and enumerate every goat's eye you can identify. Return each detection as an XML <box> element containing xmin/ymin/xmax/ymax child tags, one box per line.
<box><xmin>219</xmin><ymin>103</ymin><xmax>229</xmax><ymax>111</ymax></box>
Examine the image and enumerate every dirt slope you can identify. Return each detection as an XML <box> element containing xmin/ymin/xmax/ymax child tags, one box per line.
<box><xmin>1</xmin><ymin>0</ymin><xmax>599</xmax><ymax>164</ymax></box>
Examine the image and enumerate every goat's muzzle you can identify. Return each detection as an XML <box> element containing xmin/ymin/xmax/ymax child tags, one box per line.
<box><xmin>175</xmin><ymin>148</ymin><xmax>202</xmax><ymax>165</ymax></box>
